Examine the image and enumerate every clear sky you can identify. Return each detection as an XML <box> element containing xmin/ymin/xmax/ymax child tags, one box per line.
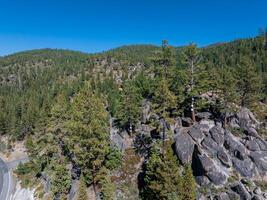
<box><xmin>0</xmin><ymin>0</ymin><xmax>266</xmax><ymax>56</ymax></box>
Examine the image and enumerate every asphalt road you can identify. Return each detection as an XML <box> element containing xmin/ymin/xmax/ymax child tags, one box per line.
<box><xmin>0</xmin><ymin>158</ymin><xmax>12</xmax><ymax>200</ymax></box>
<box><xmin>0</xmin><ymin>157</ymin><xmax>29</xmax><ymax>200</ymax></box>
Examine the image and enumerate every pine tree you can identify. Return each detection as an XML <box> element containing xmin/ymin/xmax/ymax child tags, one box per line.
<box><xmin>153</xmin><ymin>79</ymin><xmax>177</xmax><ymax>146</ymax></box>
<box><xmin>217</xmin><ymin>66</ymin><xmax>239</xmax><ymax>126</ymax></box>
<box><xmin>143</xmin><ymin>141</ymin><xmax>182</xmax><ymax>200</ymax></box>
<box><xmin>152</xmin><ymin>40</ymin><xmax>176</xmax><ymax>78</ymax></box>
<box><xmin>181</xmin><ymin>165</ymin><xmax>196</xmax><ymax>200</ymax></box>
<box><xmin>183</xmin><ymin>44</ymin><xmax>201</xmax><ymax>122</ymax></box>
<box><xmin>66</xmin><ymin>82</ymin><xmax>110</xmax><ymax>195</ymax></box>
<box><xmin>78</xmin><ymin>175</ymin><xmax>89</xmax><ymax>200</ymax></box>
<box><xmin>237</xmin><ymin>56</ymin><xmax>263</xmax><ymax>107</ymax></box>
<box><xmin>116</xmin><ymin>80</ymin><xmax>142</xmax><ymax>134</ymax></box>
<box><xmin>98</xmin><ymin>167</ymin><xmax>116</xmax><ymax>200</ymax></box>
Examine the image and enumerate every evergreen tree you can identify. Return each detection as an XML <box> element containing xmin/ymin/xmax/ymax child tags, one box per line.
<box><xmin>153</xmin><ymin>79</ymin><xmax>177</xmax><ymax>146</ymax></box>
<box><xmin>98</xmin><ymin>167</ymin><xmax>116</xmax><ymax>200</ymax></box>
<box><xmin>116</xmin><ymin>81</ymin><xmax>142</xmax><ymax>134</ymax></box>
<box><xmin>152</xmin><ymin>40</ymin><xmax>176</xmax><ymax>78</ymax></box>
<box><xmin>217</xmin><ymin>66</ymin><xmax>239</xmax><ymax>126</ymax></box>
<box><xmin>143</xmin><ymin>141</ymin><xmax>182</xmax><ymax>200</ymax></box>
<box><xmin>183</xmin><ymin>44</ymin><xmax>201</xmax><ymax>122</ymax></box>
<box><xmin>181</xmin><ymin>165</ymin><xmax>196</xmax><ymax>200</ymax></box>
<box><xmin>237</xmin><ymin>56</ymin><xmax>263</xmax><ymax>107</ymax></box>
<box><xmin>78</xmin><ymin>175</ymin><xmax>89</xmax><ymax>200</ymax></box>
<box><xmin>66</xmin><ymin>82</ymin><xmax>110</xmax><ymax>195</ymax></box>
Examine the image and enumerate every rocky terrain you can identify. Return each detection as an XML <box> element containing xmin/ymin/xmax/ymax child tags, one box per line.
<box><xmin>109</xmin><ymin>103</ymin><xmax>267</xmax><ymax>200</ymax></box>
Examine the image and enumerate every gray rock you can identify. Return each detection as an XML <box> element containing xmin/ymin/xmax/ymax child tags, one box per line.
<box><xmin>188</xmin><ymin>126</ymin><xmax>205</xmax><ymax>143</ymax></box>
<box><xmin>224</xmin><ymin>131</ymin><xmax>247</xmax><ymax>160</ymax></box>
<box><xmin>227</xmin><ymin>191</ymin><xmax>241</xmax><ymax>200</ymax></box>
<box><xmin>254</xmin><ymin>139</ymin><xmax>267</xmax><ymax>151</ymax></box>
<box><xmin>194</xmin><ymin>123</ymin><xmax>210</xmax><ymax>134</ymax></box>
<box><xmin>141</xmin><ymin>100</ymin><xmax>151</xmax><ymax>123</ymax></box>
<box><xmin>231</xmin><ymin>182</ymin><xmax>251</xmax><ymax>200</ymax></box>
<box><xmin>201</xmin><ymin>136</ymin><xmax>220</xmax><ymax>154</ymax></box>
<box><xmin>198</xmin><ymin>154</ymin><xmax>216</xmax><ymax>172</ymax></box>
<box><xmin>174</xmin><ymin>127</ymin><xmax>182</xmax><ymax>135</ymax></box>
<box><xmin>236</xmin><ymin>107</ymin><xmax>260</xmax><ymax>130</ymax></box>
<box><xmin>217</xmin><ymin>148</ymin><xmax>231</xmax><ymax>168</ymax></box>
<box><xmin>254</xmin><ymin>187</ymin><xmax>262</xmax><ymax>195</ymax></box>
<box><xmin>196</xmin><ymin>112</ymin><xmax>212</xmax><ymax>120</ymax></box>
<box><xmin>252</xmin><ymin>195</ymin><xmax>263</xmax><ymax>200</ymax></box>
<box><xmin>195</xmin><ymin>175</ymin><xmax>210</xmax><ymax>186</ymax></box>
<box><xmin>245</xmin><ymin>127</ymin><xmax>259</xmax><ymax>138</ymax></box>
<box><xmin>206</xmin><ymin>169</ymin><xmax>227</xmax><ymax>185</ymax></box>
<box><xmin>182</xmin><ymin>117</ymin><xmax>194</xmax><ymax>127</ymax></box>
<box><xmin>232</xmin><ymin>158</ymin><xmax>257</xmax><ymax>178</ymax></box>
<box><xmin>174</xmin><ymin>133</ymin><xmax>195</xmax><ymax>164</ymax></box>
<box><xmin>210</xmin><ymin>125</ymin><xmax>224</xmax><ymax>146</ymax></box>
<box><xmin>214</xmin><ymin>193</ymin><xmax>230</xmax><ymax>200</ymax></box>
<box><xmin>200</xmin><ymin>120</ymin><xmax>215</xmax><ymax>132</ymax></box>
<box><xmin>249</xmin><ymin>151</ymin><xmax>267</xmax><ymax>175</ymax></box>
<box><xmin>245</xmin><ymin>140</ymin><xmax>261</xmax><ymax>151</ymax></box>
<box><xmin>198</xmin><ymin>154</ymin><xmax>227</xmax><ymax>185</ymax></box>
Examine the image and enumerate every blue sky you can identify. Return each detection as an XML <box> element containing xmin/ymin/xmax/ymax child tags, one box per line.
<box><xmin>0</xmin><ymin>0</ymin><xmax>266</xmax><ymax>56</ymax></box>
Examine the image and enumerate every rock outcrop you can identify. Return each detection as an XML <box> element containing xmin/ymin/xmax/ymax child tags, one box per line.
<box><xmin>173</xmin><ymin>107</ymin><xmax>267</xmax><ymax>200</ymax></box>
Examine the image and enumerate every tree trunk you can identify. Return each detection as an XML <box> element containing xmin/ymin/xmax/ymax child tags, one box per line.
<box><xmin>92</xmin><ymin>165</ymin><xmax>97</xmax><ymax>197</ymax></box>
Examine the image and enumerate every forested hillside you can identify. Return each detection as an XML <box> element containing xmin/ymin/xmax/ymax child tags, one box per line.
<box><xmin>0</xmin><ymin>35</ymin><xmax>267</xmax><ymax>200</ymax></box>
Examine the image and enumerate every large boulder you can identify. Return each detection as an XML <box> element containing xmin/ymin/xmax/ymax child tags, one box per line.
<box><xmin>188</xmin><ymin>126</ymin><xmax>205</xmax><ymax>143</ymax></box>
<box><xmin>210</xmin><ymin>125</ymin><xmax>224</xmax><ymax>146</ymax></box>
<box><xmin>198</xmin><ymin>154</ymin><xmax>227</xmax><ymax>185</ymax></box>
<box><xmin>181</xmin><ymin>117</ymin><xmax>194</xmax><ymax>127</ymax></box>
<box><xmin>195</xmin><ymin>175</ymin><xmax>210</xmax><ymax>186</ymax></box>
<box><xmin>214</xmin><ymin>193</ymin><xmax>230</xmax><ymax>200</ymax></box>
<box><xmin>224</xmin><ymin>131</ymin><xmax>247</xmax><ymax>160</ymax></box>
<box><xmin>201</xmin><ymin>135</ymin><xmax>220</xmax><ymax>155</ymax></box>
<box><xmin>199</xmin><ymin>120</ymin><xmax>215</xmax><ymax>132</ymax></box>
<box><xmin>231</xmin><ymin>182</ymin><xmax>252</xmax><ymax>200</ymax></box>
<box><xmin>195</xmin><ymin>112</ymin><xmax>212</xmax><ymax>121</ymax></box>
<box><xmin>217</xmin><ymin>148</ymin><xmax>231</xmax><ymax>168</ymax></box>
<box><xmin>245</xmin><ymin>140</ymin><xmax>261</xmax><ymax>151</ymax></box>
<box><xmin>249</xmin><ymin>151</ymin><xmax>267</xmax><ymax>175</ymax></box>
<box><xmin>244</xmin><ymin>127</ymin><xmax>260</xmax><ymax>138</ymax></box>
<box><xmin>174</xmin><ymin>132</ymin><xmax>195</xmax><ymax>164</ymax></box>
<box><xmin>236</xmin><ymin>107</ymin><xmax>260</xmax><ymax>130</ymax></box>
<box><xmin>232</xmin><ymin>158</ymin><xmax>258</xmax><ymax>178</ymax></box>
<box><xmin>254</xmin><ymin>139</ymin><xmax>267</xmax><ymax>151</ymax></box>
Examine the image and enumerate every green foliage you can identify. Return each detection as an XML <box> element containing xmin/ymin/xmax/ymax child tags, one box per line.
<box><xmin>77</xmin><ymin>175</ymin><xmax>89</xmax><ymax>200</ymax></box>
<box><xmin>143</xmin><ymin>141</ymin><xmax>182</xmax><ymax>200</ymax></box>
<box><xmin>152</xmin><ymin>40</ymin><xmax>176</xmax><ymax>78</ymax></box>
<box><xmin>237</xmin><ymin>56</ymin><xmax>263</xmax><ymax>107</ymax></box>
<box><xmin>153</xmin><ymin>79</ymin><xmax>177</xmax><ymax>118</ymax></box>
<box><xmin>98</xmin><ymin>167</ymin><xmax>116</xmax><ymax>200</ymax></box>
<box><xmin>66</xmin><ymin>82</ymin><xmax>110</xmax><ymax>186</ymax></box>
<box><xmin>116</xmin><ymin>80</ymin><xmax>142</xmax><ymax>132</ymax></box>
<box><xmin>50</xmin><ymin>160</ymin><xmax>72</xmax><ymax>198</ymax></box>
<box><xmin>181</xmin><ymin>165</ymin><xmax>196</xmax><ymax>200</ymax></box>
<box><xmin>105</xmin><ymin>146</ymin><xmax>122</xmax><ymax>170</ymax></box>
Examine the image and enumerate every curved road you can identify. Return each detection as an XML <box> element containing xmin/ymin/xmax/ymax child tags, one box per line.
<box><xmin>0</xmin><ymin>157</ymin><xmax>29</xmax><ymax>200</ymax></box>
<box><xmin>0</xmin><ymin>158</ymin><xmax>13</xmax><ymax>200</ymax></box>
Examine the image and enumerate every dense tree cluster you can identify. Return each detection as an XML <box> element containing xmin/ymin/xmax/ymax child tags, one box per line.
<box><xmin>2</xmin><ymin>34</ymin><xmax>267</xmax><ymax>199</ymax></box>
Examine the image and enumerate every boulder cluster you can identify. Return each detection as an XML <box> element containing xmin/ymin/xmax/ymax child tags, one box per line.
<box><xmin>174</xmin><ymin>108</ymin><xmax>267</xmax><ymax>200</ymax></box>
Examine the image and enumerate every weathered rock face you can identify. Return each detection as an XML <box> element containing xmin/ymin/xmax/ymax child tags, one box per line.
<box><xmin>174</xmin><ymin>132</ymin><xmax>195</xmax><ymax>164</ymax></box>
<box><xmin>231</xmin><ymin>182</ymin><xmax>251</xmax><ymax>200</ymax></box>
<box><xmin>197</xmin><ymin>153</ymin><xmax>228</xmax><ymax>185</ymax></box>
<box><xmin>232</xmin><ymin>158</ymin><xmax>258</xmax><ymax>178</ymax></box>
<box><xmin>214</xmin><ymin>192</ymin><xmax>230</xmax><ymax>200</ymax></box>
<box><xmin>188</xmin><ymin>126</ymin><xmax>205</xmax><ymax>143</ymax></box>
<box><xmin>172</xmin><ymin>107</ymin><xmax>267</xmax><ymax>200</ymax></box>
